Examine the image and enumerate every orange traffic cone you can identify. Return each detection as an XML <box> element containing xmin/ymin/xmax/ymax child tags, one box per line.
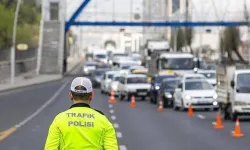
<box><xmin>108</xmin><ymin>90</ymin><xmax>116</xmax><ymax>104</ymax></box>
<box><xmin>232</xmin><ymin>118</ymin><xmax>244</xmax><ymax>138</ymax></box>
<box><xmin>130</xmin><ymin>95</ymin><xmax>136</xmax><ymax>108</ymax></box>
<box><xmin>214</xmin><ymin>113</ymin><xmax>224</xmax><ymax>129</ymax></box>
<box><xmin>188</xmin><ymin>104</ymin><xmax>194</xmax><ymax>117</ymax></box>
<box><xmin>157</xmin><ymin>99</ymin><xmax>164</xmax><ymax>112</ymax></box>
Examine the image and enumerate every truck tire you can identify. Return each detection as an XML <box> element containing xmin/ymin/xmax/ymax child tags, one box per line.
<box><xmin>220</xmin><ymin>103</ymin><xmax>230</xmax><ymax>120</ymax></box>
<box><xmin>141</xmin><ymin>96</ymin><xmax>146</xmax><ymax>101</ymax></box>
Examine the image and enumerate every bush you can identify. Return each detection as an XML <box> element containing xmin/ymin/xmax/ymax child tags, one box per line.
<box><xmin>0</xmin><ymin>1</ymin><xmax>40</xmax><ymax>49</ymax></box>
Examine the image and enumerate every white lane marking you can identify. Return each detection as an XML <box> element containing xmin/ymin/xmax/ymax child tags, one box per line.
<box><xmin>119</xmin><ymin>145</ymin><xmax>127</xmax><ymax>150</ymax></box>
<box><xmin>15</xmin><ymin>81</ymin><xmax>69</xmax><ymax>128</ymax></box>
<box><xmin>111</xmin><ymin>115</ymin><xmax>116</xmax><ymax>120</ymax></box>
<box><xmin>231</xmin><ymin>130</ymin><xmax>234</xmax><ymax>134</ymax></box>
<box><xmin>197</xmin><ymin>114</ymin><xmax>206</xmax><ymax>119</ymax></box>
<box><xmin>212</xmin><ymin>122</ymin><xmax>216</xmax><ymax>125</ymax></box>
<box><xmin>109</xmin><ymin>109</ymin><xmax>114</xmax><ymax>114</ymax></box>
<box><xmin>109</xmin><ymin>104</ymin><xmax>113</xmax><ymax>108</ymax></box>
<box><xmin>116</xmin><ymin>132</ymin><xmax>123</xmax><ymax>138</ymax></box>
<box><xmin>113</xmin><ymin>123</ymin><xmax>119</xmax><ymax>129</ymax></box>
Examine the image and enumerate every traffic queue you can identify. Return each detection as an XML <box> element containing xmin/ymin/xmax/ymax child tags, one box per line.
<box><xmin>83</xmin><ymin>49</ymin><xmax>221</xmax><ymax>113</ymax></box>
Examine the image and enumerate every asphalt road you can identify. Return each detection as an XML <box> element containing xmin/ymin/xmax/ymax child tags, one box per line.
<box><xmin>1</xmin><ymin>64</ymin><xmax>250</xmax><ymax>150</ymax></box>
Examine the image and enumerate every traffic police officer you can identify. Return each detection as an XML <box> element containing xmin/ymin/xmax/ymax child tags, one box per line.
<box><xmin>44</xmin><ymin>77</ymin><xmax>118</xmax><ymax>150</ymax></box>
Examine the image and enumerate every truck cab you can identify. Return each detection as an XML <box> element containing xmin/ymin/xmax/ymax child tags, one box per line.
<box><xmin>217</xmin><ymin>64</ymin><xmax>250</xmax><ymax>120</ymax></box>
<box><xmin>148</xmin><ymin>52</ymin><xmax>196</xmax><ymax>77</ymax></box>
<box><xmin>142</xmin><ymin>40</ymin><xmax>170</xmax><ymax>66</ymax></box>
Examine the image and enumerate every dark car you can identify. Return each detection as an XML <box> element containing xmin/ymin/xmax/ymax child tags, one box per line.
<box><xmin>90</xmin><ymin>68</ymin><xmax>110</xmax><ymax>88</ymax></box>
<box><xmin>149</xmin><ymin>74</ymin><xmax>176</xmax><ymax>104</ymax></box>
<box><xmin>158</xmin><ymin>77</ymin><xmax>181</xmax><ymax>108</ymax></box>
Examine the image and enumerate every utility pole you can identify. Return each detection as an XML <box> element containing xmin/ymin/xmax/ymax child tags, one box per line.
<box><xmin>244</xmin><ymin>0</ymin><xmax>250</xmax><ymax>64</ymax></box>
<box><xmin>36</xmin><ymin>0</ymin><xmax>45</xmax><ymax>75</ymax></box>
<box><xmin>11</xmin><ymin>0</ymin><xmax>22</xmax><ymax>84</ymax></box>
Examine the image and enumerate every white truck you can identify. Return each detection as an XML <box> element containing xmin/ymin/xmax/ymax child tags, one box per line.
<box><xmin>142</xmin><ymin>40</ymin><xmax>170</xmax><ymax>65</ymax></box>
<box><xmin>216</xmin><ymin>63</ymin><xmax>250</xmax><ymax>121</ymax></box>
<box><xmin>148</xmin><ymin>52</ymin><xmax>196</xmax><ymax>77</ymax></box>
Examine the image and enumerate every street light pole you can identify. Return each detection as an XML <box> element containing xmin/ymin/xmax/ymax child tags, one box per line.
<box><xmin>11</xmin><ymin>0</ymin><xmax>22</xmax><ymax>84</ymax></box>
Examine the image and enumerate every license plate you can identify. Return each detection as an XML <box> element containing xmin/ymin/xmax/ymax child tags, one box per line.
<box><xmin>138</xmin><ymin>92</ymin><xmax>147</xmax><ymax>95</ymax></box>
<box><xmin>197</xmin><ymin>100</ymin><xmax>208</xmax><ymax>103</ymax></box>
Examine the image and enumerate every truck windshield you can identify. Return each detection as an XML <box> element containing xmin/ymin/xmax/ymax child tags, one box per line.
<box><xmin>185</xmin><ymin>81</ymin><xmax>213</xmax><ymax>90</ymax></box>
<box><xmin>114</xmin><ymin>54</ymin><xmax>127</xmax><ymax>57</ymax></box>
<box><xmin>121</xmin><ymin>66</ymin><xmax>130</xmax><ymax>69</ymax></box>
<box><xmin>161</xmin><ymin>58</ymin><xmax>194</xmax><ymax>70</ymax></box>
<box><xmin>108</xmin><ymin>74</ymin><xmax>114</xmax><ymax>79</ymax></box>
<box><xmin>236</xmin><ymin>73</ymin><xmax>250</xmax><ymax>93</ymax></box>
<box><xmin>127</xmin><ymin>77</ymin><xmax>148</xmax><ymax>84</ymax></box>
<box><xmin>113</xmin><ymin>76</ymin><xmax>120</xmax><ymax>81</ymax></box>
<box><xmin>95</xmin><ymin>71</ymin><xmax>105</xmax><ymax>76</ymax></box>
<box><xmin>96</xmin><ymin>54</ymin><xmax>106</xmax><ymax>59</ymax></box>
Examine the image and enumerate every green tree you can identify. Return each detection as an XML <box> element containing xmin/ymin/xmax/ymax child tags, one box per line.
<box><xmin>220</xmin><ymin>27</ymin><xmax>246</xmax><ymax>63</ymax></box>
<box><xmin>170</xmin><ymin>28</ymin><xmax>185</xmax><ymax>52</ymax></box>
<box><xmin>184</xmin><ymin>27</ymin><xmax>194</xmax><ymax>54</ymax></box>
<box><xmin>0</xmin><ymin>3</ymin><xmax>14</xmax><ymax>48</ymax></box>
<box><xmin>0</xmin><ymin>0</ymin><xmax>40</xmax><ymax>49</ymax></box>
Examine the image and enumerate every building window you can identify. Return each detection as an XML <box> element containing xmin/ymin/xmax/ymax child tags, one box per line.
<box><xmin>50</xmin><ymin>2</ymin><xmax>59</xmax><ymax>20</ymax></box>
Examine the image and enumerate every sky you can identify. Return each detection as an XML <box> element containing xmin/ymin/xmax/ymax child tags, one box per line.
<box><xmin>65</xmin><ymin>0</ymin><xmax>250</xmax><ymax>22</ymax></box>
<box><xmin>190</xmin><ymin>0</ymin><xmax>250</xmax><ymax>21</ymax></box>
<box><xmin>66</xmin><ymin>0</ymin><xmax>144</xmax><ymax>22</ymax></box>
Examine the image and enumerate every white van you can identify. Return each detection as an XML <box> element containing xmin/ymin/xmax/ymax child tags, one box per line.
<box><xmin>217</xmin><ymin>64</ymin><xmax>250</xmax><ymax>120</ymax></box>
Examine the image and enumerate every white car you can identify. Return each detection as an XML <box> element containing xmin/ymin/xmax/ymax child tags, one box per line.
<box><xmin>107</xmin><ymin>74</ymin><xmax>121</xmax><ymax>96</ymax></box>
<box><xmin>179</xmin><ymin>73</ymin><xmax>207</xmax><ymax>82</ymax></box>
<box><xmin>118</xmin><ymin>74</ymin><xmax>151</xmax><ymax>101</ymax></box>
<box><xmin>100</xmin><ymin>71</ymin><xmax>120</xmax><ymax>94</ymax></box>
<box><xmin>198</xmin><ymin>70</ymin><xmax>216</xmax><ymax>86</ymax></box>
<box><xmin>82</xmin><ymin>61</ymin><xmax>97</xmax><ymax>75</ymax></box>
<box><xmin>173</xmin><ymin>79</ymin><xmax>218</xmax><ymax>110</ymax></box>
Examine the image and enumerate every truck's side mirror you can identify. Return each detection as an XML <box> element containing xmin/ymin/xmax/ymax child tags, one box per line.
<box><xmin>230</xmin><ymin>81</ymin><xmax>235</xmax><ymax>88</ymax></box>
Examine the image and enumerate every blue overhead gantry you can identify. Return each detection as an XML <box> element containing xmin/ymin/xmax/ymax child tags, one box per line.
<box><xmin>65</xmin><ymin>0</ymin><xmax>249</xmax><ymax>32</ymax></box>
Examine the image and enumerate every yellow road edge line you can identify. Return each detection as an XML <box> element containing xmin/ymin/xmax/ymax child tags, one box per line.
<box><xmin>0</xmin><ymin>127</ymin><xmax>17</xmax><ymax>142</ymax></box>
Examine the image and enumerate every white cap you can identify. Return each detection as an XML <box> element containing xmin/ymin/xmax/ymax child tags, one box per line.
<box><xmin>70</xmin><ymin>77</ymin><xmax>93</xmax><ymax>94</ymax></box>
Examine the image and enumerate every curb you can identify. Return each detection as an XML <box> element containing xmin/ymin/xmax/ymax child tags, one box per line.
<box><xmin>0</xmin><ymin>58</ymin><xmax>84</xmax><ymax>93</ymax></box>
<box><xmin>64</xmin><ymin>58</ymin><xmax>85</xmax><ymax>76</ymax></box>
<box><xmin>0</xmin><ymin>76</ymin><xmax>63</xmax><ymax>93</ymax></box>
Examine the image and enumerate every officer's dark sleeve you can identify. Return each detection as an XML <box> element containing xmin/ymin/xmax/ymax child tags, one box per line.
<box><xmin>103</xmin><ymin>117</ymin><xmax>118</xmax><ymax>150</ymax></box>
<box><xmin>44</xmin><ymin>117</ymin><xmax>60</xmax><ymax>150</ymax></box>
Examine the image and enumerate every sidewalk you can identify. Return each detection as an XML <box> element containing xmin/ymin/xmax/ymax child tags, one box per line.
<box><xmin>0</xmin><ymin>57</ymin><xmax>83</xmax><ymax>92</ymax></box>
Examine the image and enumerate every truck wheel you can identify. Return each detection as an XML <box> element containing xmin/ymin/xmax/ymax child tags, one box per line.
<box><xmin>222</xmin><ymin>104</ymin><xmax>230</xmax><ymax>120</ymax></box>
<box><xmin>141</xmin><ymin>96</ymin><xmax>146</xmax><ymax>101</ymax></box>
